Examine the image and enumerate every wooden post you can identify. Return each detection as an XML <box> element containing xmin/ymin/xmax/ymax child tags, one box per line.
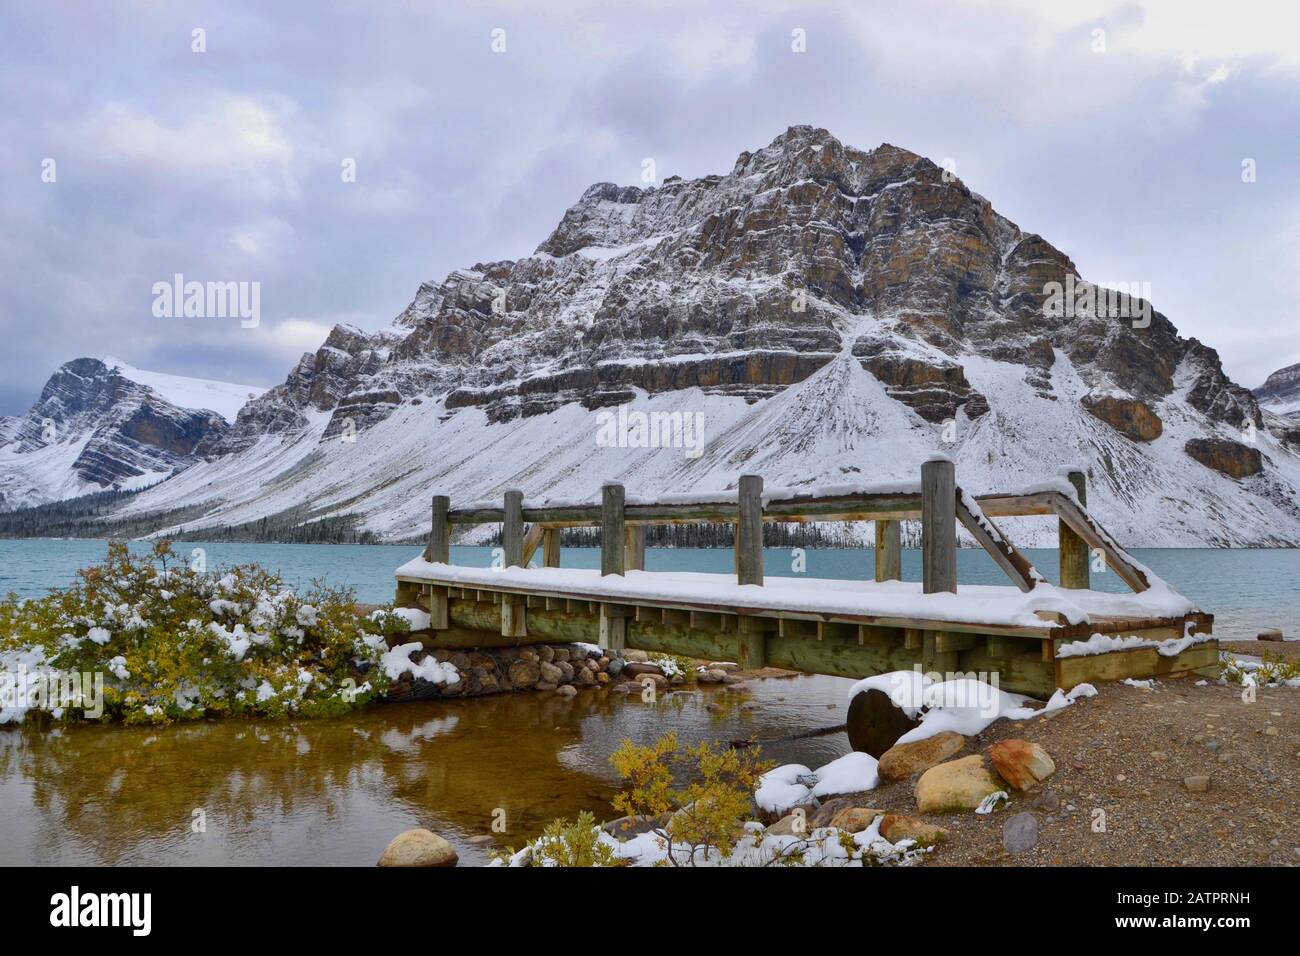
<box><xmin>601</xmin><ymin>483</ymin><xmax>625</xmax><ymax>576</ymax></box>
<box><xmin>921</xmin><ymin>458</ymin><xmax>957</xmax><ymax>594</ymax></box>
<box><xmin>736</xmin><ymin>474</ymin><xmax>763</xmax><ymax>586</ymax></box>
<box><xmin>542</xmin><ymin>528</ymin><xmax>561</xmax><ymax>567</ymax></box>
<box><xmin>599</xmin><ymin>603</ymin><xmax>629</xmax><ymax>650</ymax></box>
<box><xmin>625</xmin><ymin>525</ymin><xmax>646</xmax><ymax>571</ymax></box>
<box><xmin>502</xmin><ymin>490</ymin><xmax>524</xmax><ymax>567</ymax></box>
<box><xmin>425</xmin><ymin>494</ymin><xmax>450</xmax><ymax>563</ymax></box>
<box><xmin>739</xmin><ymin>616</ymin><xmax>767</xmax><ymax>669</ymax></box>
<box><xmin>1059</xmin><ymin>468</ymin><xmax>1089</xmax><ymax>589</ymax></box>
<box><xmin>874</xmin><ymin>519</ymin><xmax>901</xmax><ymax>582</ymax></box>
<box><xmin>424</xmin><ymin>584</ymin><xmax>449</xmax><ymax>630</ymax></box>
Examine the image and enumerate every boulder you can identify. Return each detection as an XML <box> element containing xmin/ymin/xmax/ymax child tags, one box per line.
<box><xmin>539</xmin><ymin>661</ymin><xmax>563</xmax><ymax>684</ymax></box>
<box><xmin>915</xmin><ymin>755</ymin><xmax>1006</xmax><ymax>813</ymax></box>
<box><xmin>879</xmin><ymin>814</ymin><xmax>949</xmax><ymax>846</ymax></box>
<box><xmin>377</xmin><ymin>828</ymin><xmax>458</xmax><ymax>867</ymax></box>
<box><xmin>507</xmin><ymin>660</ymin><xmax>541</xmax><ymax>689</ymax></box>
<box><xmin>987</xmin><ymin>739</ymin><xmax>1056</xmax><ymax>791</ymax></box>
<box><xmin>1184</xmin><ymin>775</ymin><xmax>1212</xmax><ymax>793</ymax></box>
<box><xmin>1184</xmin><ymin>437</ymin><xmax>1263</xmax><ymax>479</ymax></box>
<box><xmin>878</xmin><ymin>731</ymin><xmax>966</xmax><ymax>782</ymax></box>
<box><xmin>1082</xmin><ymin>394</ymin><xmax>1163</xmax><ymax>441</ymax></box>
<box><xmin>766</xmin><ymin>811</ymin><xmax>813</xmax><ymax>837</ymax></box>
<box><xmin>1258</xmin><ymin>628</ymin><xmax>1284</xmax><ymax>642</ymax></box>
<box><xmin>555</xmin><ymin>684</ymin><xmax>577</xmax><ymax>698</ymax></box>
<box><xmin>1001</xmin><ymin>812</ymin><xmax>1038</xmax><ymax>854</ymax></box>
<box><xmin>827</xmin><ymin>807</ymin><xmax>887</xmax><ymax>833</ymax></box>
<box><xmin>623</xmin><ymin>661</ymin><xmax>665</xmax><ymax>678</ymax></box>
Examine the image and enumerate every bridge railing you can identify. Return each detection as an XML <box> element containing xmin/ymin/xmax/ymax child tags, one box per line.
<box><xmin>423</xmin><ymin>459</ymin><xmax>1151</xmax><ymax>597</ymax></box>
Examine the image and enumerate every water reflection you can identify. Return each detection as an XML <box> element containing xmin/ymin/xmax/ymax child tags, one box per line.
<box><xmin>0</xmin><ymin>674</ymin><xmax>853</xmax><ymax>866</ymax></box>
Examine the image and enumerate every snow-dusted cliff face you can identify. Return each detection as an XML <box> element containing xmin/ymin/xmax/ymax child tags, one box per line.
<box><xmin>1256</xmin><ymin>362</ymin><xmax>1300</xmax><ymax>419</ymax></box>
<box><xmin>0</xmin><ymin>358</ymin><xmax>264</xmax><ymax>510</ymax></box>
<box><xmin>6</xmin><ymin>127</ymin><xmax>1300</xmax><ymax>544</ymax></box>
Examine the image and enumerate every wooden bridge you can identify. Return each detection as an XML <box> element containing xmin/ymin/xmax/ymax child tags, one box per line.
<box><xmin>394</xmin><ymin>458</ymin><xmax>1216</xmax><ymax>700</ymax></box>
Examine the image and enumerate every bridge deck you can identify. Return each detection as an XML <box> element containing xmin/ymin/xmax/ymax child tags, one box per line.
<box><xmin>394</xmin><ymin>561</ymin><xmax>1216</xmax><ymax>699</ymax></box>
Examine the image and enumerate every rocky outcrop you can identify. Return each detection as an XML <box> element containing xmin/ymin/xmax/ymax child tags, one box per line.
<box><xmin>1184</xmin><ymin>437</ymin><xmax>1263</xmax><ymax>479</ymax></box>
<box><xmin>1081</xmin><ymin>394</ymin><xmax>1163</xmax><ymax>441</ymax></box>
<box><xmin>1256</xmin><ymin>361</ymin><xmax>1300</xmax><ymax>422</ymax></box>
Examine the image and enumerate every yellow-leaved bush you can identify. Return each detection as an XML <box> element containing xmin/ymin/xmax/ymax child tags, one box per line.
<box><xmin>0</xmin><ymin>541</ymin><xmax>413</xmax><ymax>725</ymax></box>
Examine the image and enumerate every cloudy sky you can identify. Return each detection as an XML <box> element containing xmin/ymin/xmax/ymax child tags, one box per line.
<box><xmin>1</xmin><ymin>0</ymin><xmax>1297</xmax><ymax>415</ymax></box>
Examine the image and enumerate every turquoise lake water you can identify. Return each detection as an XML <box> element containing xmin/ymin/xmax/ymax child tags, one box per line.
<box><xmin>0</xmin><ymin>539</ymin><xmax>1295</xmax><ymax>642</ymax></box>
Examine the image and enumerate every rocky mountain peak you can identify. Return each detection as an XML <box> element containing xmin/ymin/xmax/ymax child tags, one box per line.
<box><xmin>1255</xmin><ymin>361</ymin><xmax>1300</xmax><ymax>419</ymax></box>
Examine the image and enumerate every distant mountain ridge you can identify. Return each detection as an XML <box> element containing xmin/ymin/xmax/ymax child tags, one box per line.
<box><xmin>3</xmin><ymin>127</ymin><xmax>1299</xmax><ymax>545</ymax></box>
<box><xmin>0</xmin><ymin>358</ymin><xmax>264</xmax><ymax>510</ymax></box>
<box><xmin>1256</xmin><ymin>361</ymin><xmax>1300</xmax><ymax>419</ymax></box>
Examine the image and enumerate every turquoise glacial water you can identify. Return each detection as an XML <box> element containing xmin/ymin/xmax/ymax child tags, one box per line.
<box><xmin>0</xmin><ymin>539</ymin><xmax>1295</xmax><ymax>642</ymax></box>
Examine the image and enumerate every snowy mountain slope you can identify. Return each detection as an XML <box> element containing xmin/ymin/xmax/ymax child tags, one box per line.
<box><xmin>115</xmin><ymin>331</ymin><xmax>1300</xmax><ymax>547</ymax></box>
<box><xmin>0</xmin><ymin>358</ymin><xmax>264</xmax><ymax>510</ymax></box>
<box><xmin>7</xmin><ymin>126</ymin><xmax>1300</xmax><ymax>544</ymax></box>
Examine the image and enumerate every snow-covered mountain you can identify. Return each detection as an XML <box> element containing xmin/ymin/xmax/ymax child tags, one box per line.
<box><xmin>0</xmin><ymin>358</ymin><xmax>265</xmax><ymax>510</ymax></box>
<box><xmin>1256</xmin><ymin>362</ymin><xmax>1300</xmax><ymax>419</ymax></box>
<box><xmin>6</xmin><ymin>127</ymin><xmax>1300</xmax><ymax>545</ymax></box>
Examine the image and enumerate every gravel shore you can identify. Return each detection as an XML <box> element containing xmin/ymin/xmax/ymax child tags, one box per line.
<box><xmin>819</xmin><ymin>675</ymin><xmax>1299</xmax><ymax>866</ymax></box>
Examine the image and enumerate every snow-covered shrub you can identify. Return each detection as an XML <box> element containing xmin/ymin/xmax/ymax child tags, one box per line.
<box><xmin>0</xmin><ymin>541</ymin><xmax>413</xmax><ymax>725</ymax></box>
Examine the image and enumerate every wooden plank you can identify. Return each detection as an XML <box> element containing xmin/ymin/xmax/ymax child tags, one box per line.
<box><xmin>935</xmin><ymin>632</ymin><xmax>977</xmax><ymax>652</ymax></box>
<box><xmin>954</xmin><ymin>490</ymin><xmax>1039</xmax><ymax>593</ymax></box>
<box><xmin>450</xmin><ymin>489</ymin><xmax>1063</xmax><ymax>528</ymax></box>
<box><xmin>874</xmin><ymin>519</ymin><xmax>901</xmax><ymax>582</ymax></box>
<box><xmin>1051</xmin><ymin>494</ymin><xmax>1151</xmax><ymax>593</ymax></box>
<box><xmin>601</xmin><ymin>483</ymin><xmax>625</xmax><ymax>576</ymax></box>
<box><xmin>599</xmin><ymin>603</ymin><xmax>627</xmax><ymax>651</ymax></box>
<box><xmin>521</xmin><ymin>523</ymin><xmax>546</xmax><ymax>566</ymax></box>
<box><xmin>542</xmin><ymin>528</ymin><xmax>561</xmax><ymax>568</ymax></box>
<box><xmin>661</xmin><ymin>608</ymin><xmax>690</xmax><ymax>627</ymax></box>
<box><xmin>501</xmin><ymin>597</ymin><xmax>526</xmax><ymax>638</ymax></box>
<box><xmin>736</xmin><ymin>474</ymin><xmax>764</xmax><ymax>586</ymax></box>
<box><xmin>904</xmin><ymin>628</ymin><xmax>922</xmax><ymax>651</ymax></box>
<box><xmin>921</xmin><ymin>458</ymin><xmax>957</xmax><ymax>594</ymax></box>
<box><xmin>738</xmin><ymin>616</ymin><xmax>766</xmax><ymax>669</ymax></box>
<box><xmin>624</xmin><ymin>525</ymin><xmax>647</xmax><ymax>572</ymax></box>
<box><xmin>544</xmin><ymin>596</ymin><xmax>563</xmax><ymax>611</ymax></box>
<box><xmin>426</xmin><ymin>584</ymin><xmax>449</xmax><ymax>630</ymax></box>
<box><xmin>1055</xmin><ymin>640</ymin><xmax>1219</xmax><ymax>687</ymax></box>
<box><xmin>502</xmin><ymin>489</ymin><xmax>524</xmax><ymax>567</ymax></box>
<box><xmin>425</xmin><ymin>494</ymin><xmax>450</xmax><ymax>563</ymax></box>
<box><xmin>1059</xmin><ymin>469</ymin><xmax>1090</xmax><ymax>589</ymax></box>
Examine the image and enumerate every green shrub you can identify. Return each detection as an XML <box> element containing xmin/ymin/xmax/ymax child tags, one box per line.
<box><xmin>0</xmin><ymin>541</ymin><xmax>412</xmax><ymax>725</ymax></box>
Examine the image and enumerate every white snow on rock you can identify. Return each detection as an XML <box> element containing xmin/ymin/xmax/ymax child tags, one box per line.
<box><xmin>103</xmin><ymin>356</ymin><xmax>265</xmax><ymax>423</ymax></box>
<box><xmin>843</xmin><ymin>670</ymin><xmax>1099</xmax><ymax>745</ymax></box>
<box><xmin>380</xmin><ymin>641</ymin><xmax>459</xmax><ymax>685</ymax></box>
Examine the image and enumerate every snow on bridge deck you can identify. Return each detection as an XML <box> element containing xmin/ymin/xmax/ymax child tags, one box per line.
<box><xmin>395</xmin><ymin>557</ymin><xmax>1199</xmax><ymax>637</ymax></box>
